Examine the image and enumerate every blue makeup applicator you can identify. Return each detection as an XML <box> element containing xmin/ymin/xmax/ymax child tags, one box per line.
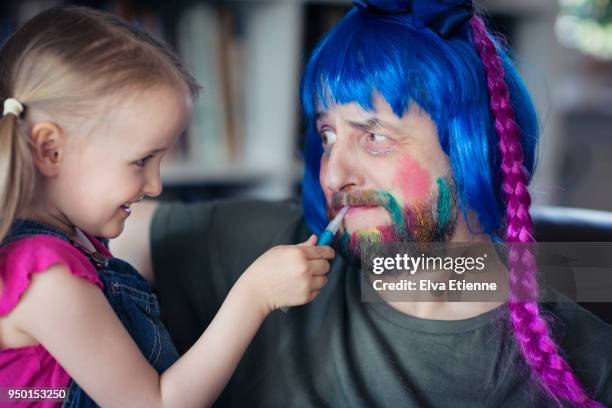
<box><xmin>317</xmin><ymin>206</ymin><xmax>349</xmax><ymax>246</ymax></box>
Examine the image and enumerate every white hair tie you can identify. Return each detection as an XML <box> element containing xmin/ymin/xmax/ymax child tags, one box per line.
<box><xmin>3</xmin><ymin>98</ymin><xmax>24</xmax><ymax>117</ymax></box>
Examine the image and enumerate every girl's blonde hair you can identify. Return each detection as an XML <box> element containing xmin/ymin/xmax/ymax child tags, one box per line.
<box><xmin>0</xmin><ymin>6</ymin><xmax>199</xmax><ymax>243</ymax></box>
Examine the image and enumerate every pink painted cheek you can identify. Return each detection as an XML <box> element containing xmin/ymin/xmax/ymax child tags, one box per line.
<box><xmin>393</xmin><ymin>156</ymin><xmax>431</xmax><ymax>201</ymax></box>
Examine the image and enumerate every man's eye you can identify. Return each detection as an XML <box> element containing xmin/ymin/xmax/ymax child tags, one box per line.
<box><xmin>363</xmin><ymin>133</ymin><xmax>395</xmax><ymax>154</ymax></box>
<box><xmin>367</xmin><ymin>133</ymin><xmax>387</xmax><ymax>143</ymax></box>
<box><xmin>135</xmin><ymin>155</ymin><xmax>153</xmax><ymax>167</ymax></box>
<box><xmin>320</xmin><ymin>130</ymin><xmax>336</xmax><ymax>146</ymax></box>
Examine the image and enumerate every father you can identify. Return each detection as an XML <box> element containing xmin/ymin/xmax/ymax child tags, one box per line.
<box><xmin>114</xmin><ymin>1</ymin><xmax>611</xmax><ymax>407</ymax></box>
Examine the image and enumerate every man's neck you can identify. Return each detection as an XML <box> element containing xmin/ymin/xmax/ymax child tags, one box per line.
<box><xmin>386</xmin><ymin>300</ymin><xmax>505</xmax><ymax>320</ymax></box>
<box><xmin>383</xmin><ymin>212</ymin><xmax>507</xmax><ymax>320</ymax></box>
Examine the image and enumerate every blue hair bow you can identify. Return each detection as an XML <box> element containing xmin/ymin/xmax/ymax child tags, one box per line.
<box><xmin>353</xmin><ymin>0</ymin><xmax>473</xmax><ymax>38</ymax></box>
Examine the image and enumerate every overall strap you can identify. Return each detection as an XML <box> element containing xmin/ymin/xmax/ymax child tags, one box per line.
<box><xmin>3</xmin><ymin>219</ymin><xmax>110</xmax><ymax>270</ymax></box>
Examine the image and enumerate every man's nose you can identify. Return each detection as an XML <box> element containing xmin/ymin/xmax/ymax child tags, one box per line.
<box><xmin>323</xmin><ymin>139</ymin><xmax>360</xmax><ymax>193</ymax></box>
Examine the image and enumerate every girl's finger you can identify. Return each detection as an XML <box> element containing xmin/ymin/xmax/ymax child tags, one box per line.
<box><xmin>310</xmin><ymin>275</ymin><xmax>328</xmax><ymax>290</ymax></box>
<box><xmin>301</xmin><ymin>245</ymin><xmax>335</xmax><ymax>260</ymax></box>
<box><xmin>309</xmin><ymin>259</ymin><xmax>330</xmax><ymax>275</ymax></box>
<box><xmin>305</xmin><ymin>290</ymin><xmax>320</xmax><ymax>303</ymax></box>
<box><xmin>297</xmin><ymin>234</ymin><xmax>317</xmax><ymax>246</ymax></box>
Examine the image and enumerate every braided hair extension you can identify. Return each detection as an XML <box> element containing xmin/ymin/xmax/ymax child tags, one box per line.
<box><xmin>468</xmin><ymin>15</ymin><xmax>603</xmax><ymax>408</ymax></box>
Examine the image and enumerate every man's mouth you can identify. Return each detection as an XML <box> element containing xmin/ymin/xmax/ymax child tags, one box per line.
<box><xmin>342</xmin><ymin>205</ymin><xmax>379</xmax><ymax>216</ymax></box>
<box><xmin>331</xmin><ymin>190</ymin><xmax>392</xmax><ymax>217</ymax></box>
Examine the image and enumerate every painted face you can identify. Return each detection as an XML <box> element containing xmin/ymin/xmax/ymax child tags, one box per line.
<box><xmin>47</xmin><ymin>85</ymin><xmax>192</xmax><ymax>238</ymax></box>
<box><xmin>317</xmin><ymin>95</ymin><xmax>458</xmax><ymax>257</ymax></box>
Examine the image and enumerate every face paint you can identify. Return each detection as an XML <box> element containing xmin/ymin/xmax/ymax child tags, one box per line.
<box><xmin>351</xmin><ymin>229</ymin><xmax>383</xmax><ymax>257</ymax></box>
<box><xmin>394</xmin><ymin>155</ymin><xmax>431</xmax><ymax>201</ymax></box>
<box><xmin>331</xmin><ymin>190</ymin><xmax>404</xmax><ymax>229</ymax></box>
<box><xmin>333</xmin><ymin>175</ymin><xmax>458</xmax><ymax>261</ymax></box>
<box><xmin>377</xmin><ymin>224</ymin><xmax>397</xmax><ymax>242</ymax></box>
<box><xmin>435</xmin><ymin>177</ymin><xmax>453</xmax><ymax>236</ymax></box>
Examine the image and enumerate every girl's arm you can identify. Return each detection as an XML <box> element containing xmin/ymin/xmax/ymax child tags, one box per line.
<box><xmin>13</xmin><ymin>237</ymin><xmax>333</xmax><ymax>408</ymax></box>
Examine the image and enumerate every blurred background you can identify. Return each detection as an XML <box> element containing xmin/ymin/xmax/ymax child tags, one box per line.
<box><xmin>1</xmin><ymin>0</ymin><xmax>611</xmax><ymax>209</ymax></box>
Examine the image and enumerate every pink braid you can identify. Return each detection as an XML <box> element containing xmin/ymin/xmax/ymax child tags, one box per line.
<box><xmin>469</xmin><ymin>15</ymin><xmax>604</xmax><ymax>408</ymax></box>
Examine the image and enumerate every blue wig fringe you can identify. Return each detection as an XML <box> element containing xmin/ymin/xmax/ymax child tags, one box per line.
<box><xmin>300</xmin><ymin>8</ymin><xmax>538</xmax><ymax>238</ymax></box>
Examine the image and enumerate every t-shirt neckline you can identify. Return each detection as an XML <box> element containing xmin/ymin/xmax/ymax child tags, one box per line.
<box><xmin>344</xmin><ymin>261</ymin><xmax>508</xmax><ymax>334</ymax></box>
<box><xmin>365</xmin><ymin>298</ymin><xmax>508</xmax><ymax>334</ymax></box>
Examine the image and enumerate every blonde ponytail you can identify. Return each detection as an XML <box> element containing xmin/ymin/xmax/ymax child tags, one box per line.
<box><xmin>0</xmin><ymin>110</ymin><xmax>35</xmax><ymax>243</ymax></box>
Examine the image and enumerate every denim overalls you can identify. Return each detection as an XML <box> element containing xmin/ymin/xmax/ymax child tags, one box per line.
<box><xmin>3</xmin><ymin>220</ymin><xmax>179</xmax><ymax>407</ymax></box>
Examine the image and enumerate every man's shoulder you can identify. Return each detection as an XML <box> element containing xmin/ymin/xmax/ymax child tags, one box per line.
<box><xmin>542</xmin><ymin>290</ymin><xmax>612</xmax><ymax>344</ymax></box>
<box><xmin>154</xmin><ymin>198</ymin><xmax>303</xmax><ymax>231</ymax></box>
<box><xmin>543</xmin><ymin>298</ymin><xmax>612</xmax><ymax>402</ymax></box>
<box><xmin>152</xmin><ymin>198</ymin><xmax>309</xmax><ymax>254</ymax></box>
<box><xmin>208</xmin><ymin>198</ymin><xmax>304</xmax><ymax>228</ymax></box>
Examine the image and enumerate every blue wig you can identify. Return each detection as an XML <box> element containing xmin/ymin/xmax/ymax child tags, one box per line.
<box><xmin>300</xmin><ymin>7</ymin><xmax>538</xmax><ymax>238</ymax></box>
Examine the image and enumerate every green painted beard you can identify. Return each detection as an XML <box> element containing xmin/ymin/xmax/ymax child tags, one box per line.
<box><xmin>333</xmin><ymin>175</ymin><xmax>458</xmax><ymax>261</ymax></box>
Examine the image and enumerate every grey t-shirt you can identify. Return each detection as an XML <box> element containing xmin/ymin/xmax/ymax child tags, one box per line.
<box><xmin>151</xmin><ymin>199</ymin><xmax>612</xmax><ymax>407</ymax></box>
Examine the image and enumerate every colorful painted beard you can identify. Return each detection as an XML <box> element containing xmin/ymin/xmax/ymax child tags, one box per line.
<box><xmin>331</xmin><ymin>175</ymin><xmax>458</xmax><ymax>261</ymax></box>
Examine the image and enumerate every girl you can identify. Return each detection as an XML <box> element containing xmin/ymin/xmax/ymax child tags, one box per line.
<box><xmin>0</xmin><ymin>6</ymin><xmax>333</xmax><ymax>408</ymax></box>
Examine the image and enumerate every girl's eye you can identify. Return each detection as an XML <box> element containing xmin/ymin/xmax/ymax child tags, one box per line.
<box><xmin>135</xmin><ymin>155</ymin><xmax>153</xmax><ymax>167</ymax></box>
<box><xmin>320</xmin><ymin>130</ymin><xmax>336</xmax><ymax>146</ymax></box>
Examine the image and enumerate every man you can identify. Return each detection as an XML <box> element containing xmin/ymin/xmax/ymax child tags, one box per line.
<box><xmin>113</xmin><ymin>1</ymin><xmax>611</xmax><ymax>406</ymax></box>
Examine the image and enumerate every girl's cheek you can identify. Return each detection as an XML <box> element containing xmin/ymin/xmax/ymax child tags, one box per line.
<box><xmin>393</xmin><ymin>155</ymin><xmax>431</xmax><ymax>202</ymax></box>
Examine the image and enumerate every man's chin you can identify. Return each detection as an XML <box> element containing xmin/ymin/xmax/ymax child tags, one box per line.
<box><xmin>336</xmin><ymin>223</ymin><xmax>451</xmax><ymax>264</ymax></box>
<box><xmin>340</xmin><ymin>223</ymin><xmax>401</xmax><ymax>241</ymax></box>
<box><xmin>342</xmin><ymin>211</ymin><xmax>389</xmax><ymax>231</ymax></box>
<box><xmin>339</xmin><ymin>226</ymin><xmax>382</xmax><ymax>236</ymax></box>
<box><xmin>335</xmin><ymin>224</ymin><xmax>401</xmax><ymax>263</ymax></box>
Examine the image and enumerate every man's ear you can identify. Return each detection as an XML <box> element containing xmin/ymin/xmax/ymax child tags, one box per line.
<box><xmin>30</xmin><ymin>122</ymin><xmax>65</xmax><ymax>177</ymax></box>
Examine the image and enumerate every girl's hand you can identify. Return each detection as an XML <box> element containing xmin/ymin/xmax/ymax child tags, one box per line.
<box><xmin>238</xmin><ymin>235</ymin><xmax>335</xmax><ymax>314</ymax></box>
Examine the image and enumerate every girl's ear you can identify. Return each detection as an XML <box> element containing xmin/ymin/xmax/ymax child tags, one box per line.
<box><xmin>30</xmin><ymin>122</ymin><xmax>65</xmax><ymax>177</ymax></box>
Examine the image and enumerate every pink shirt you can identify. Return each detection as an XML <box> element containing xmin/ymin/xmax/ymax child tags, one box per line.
<box><xmin>0</xmin><ymin>235</ymin><xmax>105</xmax><ymax>407</ymax></box>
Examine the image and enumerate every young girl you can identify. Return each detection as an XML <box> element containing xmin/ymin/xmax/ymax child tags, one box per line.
<box><xmin>0</xmin><ymin>6</ymin><xmax>334</xmax><ymax>408</ymax></box>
